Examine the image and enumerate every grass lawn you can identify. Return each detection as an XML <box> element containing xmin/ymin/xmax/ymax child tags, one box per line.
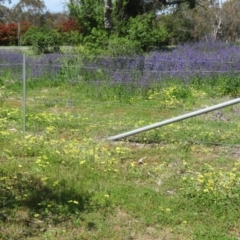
<box><xmin>1</xmin><ymin>78</ymin><xmax>240</xmax><ymax>239</ymax></box>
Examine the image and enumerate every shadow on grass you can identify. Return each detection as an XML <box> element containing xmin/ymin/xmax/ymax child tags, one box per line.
<box><xmin>0</xmin><ymin>170</ymin><xmax>91</xmax><ymax>221</ymax></box>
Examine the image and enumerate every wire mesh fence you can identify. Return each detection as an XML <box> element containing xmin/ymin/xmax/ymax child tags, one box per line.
<box><xmin>2</xmin><ymin>50</ymin><xmax>240</xmax><ymax>83</ymax></box>
<box><xmin>0</xmin><ymin>49</ymin><xmax>240</xmax><ymax>150</ymax></box>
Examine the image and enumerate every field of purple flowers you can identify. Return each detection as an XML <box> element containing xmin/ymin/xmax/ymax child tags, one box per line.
<box><xmin>1</xmin><ymin>41</ymin><xmax>240</xmax><ymax>96</ymax></box>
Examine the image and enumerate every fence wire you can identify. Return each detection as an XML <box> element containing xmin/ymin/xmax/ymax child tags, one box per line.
<box><xmin>1</xmin><ymin>52</ymin><xmax>240</xmax><ymax>82</ymax></box>
<box><xmin>0</xmin><ymin>54</ymin><xmax>240</xmax><ymax>156</ymax></box>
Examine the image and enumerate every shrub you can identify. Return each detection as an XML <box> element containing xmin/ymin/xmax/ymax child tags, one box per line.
<box><xmin>107</xmin><ymin>36</ymin><xmax>142</xmax><ymax>56</ymax></box>
<box><xmin>56</xmin><ymin>18</ymin><xmax>82</xmax><ymax>34</ymax></box>
<box><xmin>0</xmin><ymin>23</ymin><xmax>10</xmax><ymax>45</ymax></box>
<box><xmin>0</xmin><ymin>23</ymin><xmax>18</xmax><ymax>46</ymax></box>
<box><xmin>0</xmin><ymin>21</ymin><xmax>32</xmax><ymax>46</ymax></box>
<box><xmin>127</xmin><ymin>14</ymin><xmax>172</xmax><ymax>51</ymax></box>
<box><xmin>56</xmin><ymin>18</ymin><xmax>83</xmax><ymax>45</ymax></box>
<box><xmin>23</xmin><ymin>27</ymin><xmax>61</xmax><ymax>54</ymax></box>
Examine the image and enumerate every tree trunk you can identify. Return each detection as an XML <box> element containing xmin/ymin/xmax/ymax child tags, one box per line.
<box><xmin>104</xmin><ymin>0</ymin><xmax>113</xmax><ymax>29</ymax></box>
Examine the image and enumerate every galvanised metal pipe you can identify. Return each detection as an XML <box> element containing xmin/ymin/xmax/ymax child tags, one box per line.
<box><xmin>107</xmin><ymin>98</ymin><xmax>240</xmax><ymax>141</ymax></box>
<box><xmin>23</xmin><ymin>53</ymin><xmax>26</xmax><ymax>133</ymax></box>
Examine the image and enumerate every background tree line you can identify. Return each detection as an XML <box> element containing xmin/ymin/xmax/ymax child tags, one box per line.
<box><xmin>0</xmin><ymin>0</ymin><xmax>240</xmax><ymax>54</ymax></box>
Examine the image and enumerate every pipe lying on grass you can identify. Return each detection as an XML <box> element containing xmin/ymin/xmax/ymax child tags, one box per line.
<box><xmin>107</xmin><ymin>98</ymin><xmax>240</xmax><ymax>141</ymax></box>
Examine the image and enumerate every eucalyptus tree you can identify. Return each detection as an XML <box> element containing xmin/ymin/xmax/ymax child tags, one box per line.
<box><xmin>69</xmin><ymin>0</ymin><xmax>201</xmax><ymax>34</ymax></box>
<box><xmin>68</xmin><ymin>0</ymin><xmax>203</xmax><ymax>52</ymax></box>
<box><xmin>107</xmin><ymin>0</ymin><xmax>201</xmax><ymax>30</ymax></box>
<box><xmin>221</xmin><ymin>0</ymin><xmax>240</xmax><ymax>41</ymax></box>
<box><xmin>104</xmin><ymin>0</ymin><xmax>112</xmax><ymax>29</ymax></box>
<box><xmin>194</xmin><ymin>0</ymin><xmax>223</xmax><ymax>41</ymax></box>
<box><xmin>0</xmin><ymin>5</ymin><xmax>10</xmax><ymax>23</ymax></box>
<box><xmin>159</xmin><ymin>0</ymin><xmax>229</xmax><ymax>42</ymax></box>
<box><xmin>10</xmin><ymin>0</ymin><xmax>47</xmax><ymax>26</ymax></box>
<box><xmin>0</xmin><ymin>0</ymin><xmax>11</xmax><ymax>23</ymax></box>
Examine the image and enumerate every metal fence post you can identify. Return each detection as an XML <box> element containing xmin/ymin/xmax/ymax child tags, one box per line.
<box><xmin>23</xmin><ymin>53</ymin><xmax>26</xmax><ymax>133</ymax></box>
<box><xmin>107</xmin><ymin>98</ymin><xmax>240</xmax><ymax>141</ymax></box>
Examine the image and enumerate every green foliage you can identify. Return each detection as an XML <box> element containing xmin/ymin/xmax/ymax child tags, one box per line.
<box><xmin>56</xmin><ymin>18</ymin><xmax>83</xmax><ymax>45</ymax></box>
<box><xmin>159</xmin><ymin>11</ymin><xmax>194</xmax><ymax>44</ymax></box>
<box><xmin>107</xmin><ymin>36</ymin><xmax>142</xmax><ymax>56</ymax></box>
<box><xmin>67</xmin><ymin>1</ymin><xmax>172</xmax><ymax>52</ymax></box>
<box><xmin>82</xmin><ymin>34</ymin><xmax>142</xmax><ymax>56</ymax></box>
<box><xmin>75</xmin><ymin>14</ymin><xmax>171</xmax><ymax>55</ymax></box>
<box><xmin>73</xmin><ymin>30</ymin><xmax>142</xmax><ymax>57</ymax></box>
<box><xmin>23</xmin><ymin>27</ymin><xmax>61</xmax><ymax>54</ymax></box>
<box><xmin>68</xmin><ymin>0</ymin><xmax>104</xmax><ymax>36</ymax></box>
<box><xmin>192</xmin><ymin>75</ymin><xmax>240</xmax><ymax>98</ymax></box>
<box><xmin>61</xmin><ymin>30</ymin><xmax>83</xmax><ymax>45</ymax></box>
<box><xmin>127</xmin><ymin>14</ymin><xmax>171</xmax><ymax>51</ymax></box>
<box><xmin>83</xmin><ymin>28</ymin><xmax>109</xmax><ymax>49</ymax></box>
<box><xmin>218</xmin><ymin>75</ymin><xmax>240</xmax><ymax>97</ymax></box>
<box><xmin>0</xmin><ymin>86</ymin><xmax>8</xmax><ymax>106</ymax></box>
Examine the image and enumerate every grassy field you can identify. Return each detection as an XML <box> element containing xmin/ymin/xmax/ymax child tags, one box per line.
<box><xmin>0</xmin><ymin>75</ymin><xmax>240</xmax><ymax>240</ymax></box>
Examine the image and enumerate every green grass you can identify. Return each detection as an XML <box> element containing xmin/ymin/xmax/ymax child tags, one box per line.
<box><xmin>1</xmin><ymin>78</ymin><xmax>240</xmax><ymax>240</ymax></box>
